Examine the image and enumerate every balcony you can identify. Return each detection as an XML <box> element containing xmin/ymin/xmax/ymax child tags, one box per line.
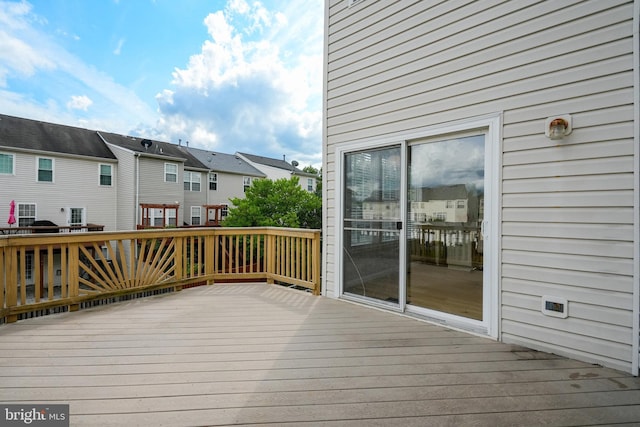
<box><xmin>1</xmin><ymin>228</ymin><xmax>639</xmax><ymax>425</ymax></box>
<box><xmin>0</xmin><ymin>222</ymin><xmax>105</xmax><ymax>235</ymax></box>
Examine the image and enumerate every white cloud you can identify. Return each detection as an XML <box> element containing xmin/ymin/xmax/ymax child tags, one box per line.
<box><xmin>156</xmin><ymin>0</ymin><xmax>324</xmax><ymax>167</ymax></box>
<box><xmin>113</xmin><ymin>38</ymin><xmax>125</xmax><ymax>55</ymax></box>
<box><xmin>0</xmin><ymin>0</ymin><xmax>158</xmax><ymax>134</ymax></box>
<box><xmin>0</xmin><ymin>1</ymin><xmax>56</xmax><ymax>86</ymax></box>
<box><xmin>67</xmin><ymin>95</ymin><xmax>93</xmax><ymax>111</ymax></box>
<box><xmin>410</xmin><ymin>136</ymin><xmax>485</xmax><ymax>192</ymax></box>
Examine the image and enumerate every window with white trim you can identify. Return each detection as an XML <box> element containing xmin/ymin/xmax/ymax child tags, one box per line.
<box><xmin>18</xmin><ymin>203</ymin><xmax>36</xmax><ymax>227</ymax></box>
<box><xmin>209</xmin><ymin>172</ymin><xmax>217</xmax><ymax>191</ymax></box>
<box><xmin>0</xmin><ymin>152</ymin><xmax>14</xmax><ymax>174</ymax></box>
<box><xmin>243</xmin><ymin>176</ymin><xmax>251</xmax><ymax>192</ymax></box>
<box><xmin>37</xmin><ymin>157</ymin><xmax>54</xmax><ymax>182</ymax></box>
<box><xmin>183</xmin><ymin>171</ymin><xmax>201</xmax><ymax>191</ymax></box>
<box><xmin>307</xmin><ymin>178</ymin><xmax>314</xmax><ymax>192</ymax></box>
<box><xmin>191</xmin><ymin>206</ymin><xmax>201</xmax><ymax>225</ymax></box>
<box><xmin>221</xmin><ymin>203</ymin><xmax>229</xmax><ymax>218</ymax></box>
<box><xmin>165</xmin><ymin>163</ymin><xmax>178</xmax><ymax>183</ymax></box>
<box><xmin>99</xmin><ymin>164</ymin><xmax>112</xmax><ymax>186</ymax></box>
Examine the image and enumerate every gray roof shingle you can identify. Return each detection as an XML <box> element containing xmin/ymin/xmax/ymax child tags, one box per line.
<box><xmin>237</xmin><ymin>152</ymin><xmax>317</xmax><ymax>177</ymax></box>
<box><xmin>98</xmin><ymin>132</ymin><xmax>207</xmax><ymax>170</ymax></box>
<box><xmin>0</xmin><ymin>114</ymin><xmax>116</xmax><ymax>160</ymax></box>
<box><xmin>183</xmin><ymin>147</ymin><xmax>265</xmax><ymax>177</ymax></box>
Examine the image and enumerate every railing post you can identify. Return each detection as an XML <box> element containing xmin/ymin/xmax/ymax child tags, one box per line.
<box><xmin>4</xmin><ymin>246</ymin><xmax>18</xmax><ymax>323</ymax></box>
<box><xmin>67</xmin><ymin>243</ymin><xmax>80</xmax><ymax>312</ymax></box>
<box><xmin>174</xmin><ymin>235</ymin><xmax>183</xmax><ymax>291</ymax></box>
<box><xmin>266</xmin><ymin>231</ymin><xmax>275</xmax><ymax>284</ymax></box>
<box><xmin>312</xmin><ymin>231</ymin><xmax>321</xmax><ymax>295</ymax></box>
<box><xmin>204</xmin><ymin>233</ymin><xmax>215</xmax><ymax>285</ymax></box>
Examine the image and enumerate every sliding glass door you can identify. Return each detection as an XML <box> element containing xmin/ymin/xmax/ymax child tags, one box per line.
<box><xmin>340</xmin><ymin>123</ymin><xmax>495</xmax><ymax>332</ymax></box>
<box><xmin>407</xmin><ymin>134</ymin><xmax>486</xmax><ymax>320</ymax></box>
<box><xmin>342</xmin><ymin>146</ymin><xmax>402</xmax><ymax>305</ymax></box>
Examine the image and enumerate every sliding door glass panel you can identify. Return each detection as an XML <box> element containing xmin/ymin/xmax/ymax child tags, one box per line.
<box><xmin>407</xmin><ymin>135</ymin><xmax>484</xmax><ymax>320</ymax></box>
<box><xmin>343</xmin><ymin>146</ymin><xmax>401</xmax><ymax>304</ymax></box>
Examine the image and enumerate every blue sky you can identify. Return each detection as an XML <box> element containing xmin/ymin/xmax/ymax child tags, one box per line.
<box><xmin>0</xmin><ymin>0</ymin><xmax>324</xmax><ymax>167</ymax></box>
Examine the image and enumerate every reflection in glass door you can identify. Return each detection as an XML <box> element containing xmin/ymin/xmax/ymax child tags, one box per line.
<box><xmin>343</xmin><ymin>146</ymin><xmax>401</xmax><ymax>304</ymax></box>
<box><xmin>407</xmin><ymin>135</ymin><xmax>485</xmax><ymax>320</ymax></box>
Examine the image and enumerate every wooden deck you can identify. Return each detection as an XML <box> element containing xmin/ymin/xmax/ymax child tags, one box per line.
<box><xmin>1</xmin><ymin>283</ymin><xmax>639</xmax><ymax>426</ymax></box>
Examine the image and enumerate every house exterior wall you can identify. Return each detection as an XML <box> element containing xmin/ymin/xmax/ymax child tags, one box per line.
<box><xmin>237</xmin><ymin>156</ymin><xmax>318</xmax><ymax>192</ymax></box>
<box><xmin>241</xmin><ymin>161</ymin><xmax>294</xmax><ymax>181</ymax></box>
<box><xmin>137</xmin><ymin>156</ymin><xmax>185</xmax><ymax>225</ymax></box>
<box><xmin>183</xmin><ymin>170</ymin><xmax>207</xmax><ymax>225</ymax></box>
<box><xmin>323</xmin><ymin>0</ymin><xmax>638</xmax><ymax>373</ymax></box>
<box><xmin>208</xmin><ymin>172</ymin><xmax>249</xmax><ymax>206</ymax></box>
<box><xmin>106</xmin><ymin>144</ymin><xmax>137</xmax><ymax>231</ymax></box>
<box><xmin>0</xmin><ymin>149</ymin><xmax>117</xmax><ymax>230</ymax></box>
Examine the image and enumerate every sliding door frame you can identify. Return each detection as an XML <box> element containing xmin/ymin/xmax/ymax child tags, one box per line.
<box><xmin>334</xmin><ymin>113</ymin><xmax>502</xmax><ymax>338</ymax></box>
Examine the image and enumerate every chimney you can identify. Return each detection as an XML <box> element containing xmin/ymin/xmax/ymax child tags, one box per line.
<box><xmin>186</xmin><ymin>141</ymin><xmax>189</xmax><ymax>147</ymax></box>
<box><xmin>283</xmin><ymin>154</ymin><xmax>286</xmax><ymax>161</ymax></box>
<box><xmin>178</xmin><ymin>139</ymin><xmax>182</xmax><ymax>146</ymax></box>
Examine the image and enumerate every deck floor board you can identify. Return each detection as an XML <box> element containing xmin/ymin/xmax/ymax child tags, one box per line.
<box><xmin>1</xmin><ymin>283</ymin><xmax>639</xmax><ymax>426</ymax></box>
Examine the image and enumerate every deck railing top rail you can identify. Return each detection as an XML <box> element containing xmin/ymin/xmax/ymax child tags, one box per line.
<box><xmin>0</xmin><ymin>224</ymin><xmax>105</xmax><ymax>236</ymax></box>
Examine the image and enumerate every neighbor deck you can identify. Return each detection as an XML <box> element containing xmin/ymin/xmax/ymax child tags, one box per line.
<box><xmin>0</xmin><ymin>283</ymin><xmax>639</xmax><ymax>426</ymax></box>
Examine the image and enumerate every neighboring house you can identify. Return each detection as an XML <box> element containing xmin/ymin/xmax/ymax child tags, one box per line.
<box><xmin>0</xmin><ymin>115</ymin><xmax>278</xmax><ymax>231</ymax></box>
<box><xmin>0</xmin><ymin>114</ymin><xmax>117</xmax><ymax>288</ymax></box>
<box><xmin>236</xmin><ymin>152</ymin><xmax>319</xmax><ymax>193</ymax></box>
<box><xmin>99</xmin><ymin>132</ymin><xmax>209</xmax><ymax>229</ymax></box>
<box><xmin>0</xmin><ymin>114</ymin><xmax>118</xmax><ymax>231</ymax></box>
<box><xmin>322</xmin><ymin>1</ymin><xmax>639</xmax><ymax>374</ymax></box>
<box><xmin>184</xmin><ymin>147</ymin><xmax>265</xmax><ymax>224</ymax></box>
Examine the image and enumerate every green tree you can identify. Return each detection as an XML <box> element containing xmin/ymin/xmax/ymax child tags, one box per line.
<box><xmin>303</xmin><ymin>165</ymin><xmax>322</xmax><ymax>197</ymax></box>
<box><xmin>224</xmin><ymin>177</ymin><xmax>322</xmax><ymax>229</ymax></box>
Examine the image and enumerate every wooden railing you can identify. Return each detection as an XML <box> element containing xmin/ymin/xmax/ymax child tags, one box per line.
<box><xmin>0</xmin><ymin>224</ymin><xmax>105</xmax><ymax>235</ymax></box>
<box><xmin>0</xmin><ymin>227</ymin><xmax>321</xmax><ymax>323</ymax></box>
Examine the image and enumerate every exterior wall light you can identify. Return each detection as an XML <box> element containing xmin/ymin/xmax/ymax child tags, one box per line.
<box><xmin>545</xmin><ymin>114</ymin><xmax>572</xmax><ymax>140</ymax></box>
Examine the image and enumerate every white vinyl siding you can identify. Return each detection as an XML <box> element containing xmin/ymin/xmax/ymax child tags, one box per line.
<box><xmin>106</xmin><ymin>144</ymin><xmax>136</xmax><ymax>230</ymax></box>
<box><xmin>1</xmin><ymin>151</ymin><xmax>118</xmax><ymax>230</ymax></box>
<box><xmin>324</xmin><ymin>0</ymin><xmax>637</xmax><ymax>373</ymax></box>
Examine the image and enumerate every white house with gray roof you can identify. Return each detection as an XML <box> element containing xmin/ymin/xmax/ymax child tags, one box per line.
<box><xmin>236</xmin><ymin>152</ymin><xmax>319</xmax><ymax>193</ymax></box>
<box><xmin>0</xmin><ymin>114</ymin><xmax>271</xmax><ymax>230</ymax></box>
<box><xmin>99</xmin><ymin>131</ymin><xmax>211</xmax><ymax>228</ymax></box>
<box><xmin>0</xmin><ymin>114</ymin><xmax>118</xmax><ymax>231</ymax></box>
<box><xmin>182</xmin><ymin>147</ymin><xmax>265</xmax><ymax>223</ymax></box>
